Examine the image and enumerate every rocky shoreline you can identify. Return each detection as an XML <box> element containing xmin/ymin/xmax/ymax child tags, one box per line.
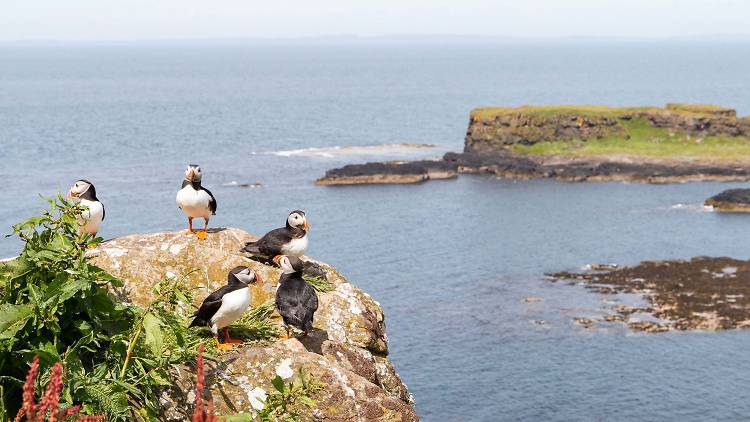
<box><xmin>316</xmin><ymin>104</ymin><xmax>750</xmax><ymax>185</ymax></box>
<box><xmin>549</xmin><ymin>256</ymin><xmax>750</xmax><ymax>332</ymax></box>
<box><xmin>316</xmin><ymin>151</ymin><xmax>750</xmax><ymax>185</ymax></box>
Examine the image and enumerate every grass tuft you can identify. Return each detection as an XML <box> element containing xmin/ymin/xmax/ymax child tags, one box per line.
<box><xmin>303</xmin><ymin>275</ymin><xmax>335</xmax><ymax>292</ymax></box>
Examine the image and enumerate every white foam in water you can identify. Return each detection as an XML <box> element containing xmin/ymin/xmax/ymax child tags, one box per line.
<box><xmin>670</xmin><ymin>203</ymin><xmax>714</xmax><ymax>212</ymax></box>
<box><xmin>253</xmin><ymin>143</ymin><xmax>436</xmax><ymax>158</ymax></box>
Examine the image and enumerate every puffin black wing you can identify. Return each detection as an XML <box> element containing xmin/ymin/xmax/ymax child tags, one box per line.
<box><xmin>189</xmin><ymin>285</ymin><xmax>231</xmax><ymax>328</ymax></box>
<box><xmin>101</xmin><ymin>204</ymin><xmax>106</xmax><ymax>221</ymax></box>
<box><xmin>275</xmin><ymin>276</ymin><xmax>318</xmax><ymax>331</ymax></box>
<box><xmin>242</xmin><ymin>228</ymin><xmax>293</xmax><ymax>256</ymax></box>
<box><xmin>202</xmin><ymin>187</ymin><xmax>217</xmax><ymax>215</ymax></box>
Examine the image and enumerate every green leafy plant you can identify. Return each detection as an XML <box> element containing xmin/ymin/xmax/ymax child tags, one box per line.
<box><xmin>0</xmin><ymin>195</ymin><xmax>136</xmax><ymax>419</ymax></box>
<box><xmin>0</xmin><ymin>196</ymin><xmax>207</xmax><ymax>420</ymax></box>
<box><xmin>256</xmin><ymin>368</ymin><xmax>322</xmax><ymax>422</ymax></box>
<box><xmin>222</xmin><ymin>368</ymin><xmax>322</xmax><ymax>422</ymax></box>
<box><xmin>0</xmin><ymin>196</ymin><xmax>293</xmax><ymax>421</ymax></box>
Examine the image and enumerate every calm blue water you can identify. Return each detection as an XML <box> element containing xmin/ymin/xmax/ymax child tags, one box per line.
<box><xmin>3</xmin><ymin>41</ymin><xmax>750</xmax><ymax>421</ymax></box>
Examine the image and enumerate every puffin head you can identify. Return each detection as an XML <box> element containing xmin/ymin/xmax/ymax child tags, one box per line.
<box><xmin>230</xmin><ymin>266</ymin><xmax>261</xmax><ymax>285</ymax></box>
<box><xmin>274</xmin><ymin>255</ymin><xmax>305</xmax><ymax>274</ymax></box>
<box><xmin>184</xmin><ymin>164</ymin><xmax>203</xmax><ymax>182</ymax></box>
<box><xmin>67</xmin><ymin>179</ymin><xmax>95</xmax><ymax>200</ymax></box>
<box><xmin>286</xmin><ymin>210</ymin><xmax>310</xmax><ymax>231</ymax></box>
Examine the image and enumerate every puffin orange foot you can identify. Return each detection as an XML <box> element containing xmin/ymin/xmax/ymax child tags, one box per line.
<box><xmin>196</xmin><ymin>231</ymin><xmax>207</xmax><ymax>240</ymax></box>
<box><xmin>214</xmin><ymin>336</ymin><xmax>235</xmax><ymax>351</ymax></box>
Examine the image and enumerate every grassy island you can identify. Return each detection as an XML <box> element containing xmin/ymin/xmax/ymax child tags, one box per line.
<box><xmin>467</xmin><ymin>103</ymin><xmax>750</xmax><ymax>162</ymax></box>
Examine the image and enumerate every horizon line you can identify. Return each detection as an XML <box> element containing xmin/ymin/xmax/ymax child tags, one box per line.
<box><xmin>3</xmin><ymin>32</ymin><xmax>750</xmax><ymax>45</ymax></box>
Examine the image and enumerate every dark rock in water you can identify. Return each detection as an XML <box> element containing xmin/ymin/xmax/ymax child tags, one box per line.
<box><xmin>443</xmin><ymin>151</ymin><xmax>750</xmax><ymax>183</ymax></box>
<box><xmin>319</xmin><ymin>151</ymin><xmax>750</xmax><ymax>185</ymax></box>
<box><xmin>315</xmin><ymin>160</ymin><xmax>458</xmax><ymax>185</ymax></box>
<box><xmin>705</xmin><ymin>188</ymin><xmax>750</xmax><ymax>212</ymax></box>
<box><xmin>549</xmin><ymin>256</ymin><xmax>750</xmax><ymax>332</ymax></box>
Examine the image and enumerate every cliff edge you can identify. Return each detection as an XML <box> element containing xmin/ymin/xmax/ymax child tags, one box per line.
<box><xmin>89</xmin><ymin>228</ymin><xmax>417</xmax><ymax>421</ymax></box>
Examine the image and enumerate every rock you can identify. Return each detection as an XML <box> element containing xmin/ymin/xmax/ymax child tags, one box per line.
<box><xmin>88</xmin><ymin>228</ymin><xmax>416</xmax><ymax>420</ymax></box>
<box><xmin>705</xmin><ymin>188</ymin><xmax>750</xmax><ymax>212</ymax></box>
<box><xmin>521</xmin><ymin>296</ymin><xmax>544</xmax><ymax>304</ymax></box>
<box><xmin>161</xmin><ymin>340</ymin><xmax>417</xmax><ymax>422</ymax></box>
<box><xmin>315</xmin><ymin>160</ymin><xmax>458</xmax><ymax>185</ymax></box>
<box><xmin>549</xmin><ymin>256</ymin><xmax>750</xmax><ymax>332</ymax></box>
<box><xmin>573</xmin><ymin>317</ymin><xmax>596</xmax><ymax>327</ymax></box>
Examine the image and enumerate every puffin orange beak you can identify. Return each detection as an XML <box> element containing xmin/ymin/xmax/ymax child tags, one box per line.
<box><xmin>272</xmin><ymin>255</ymin><xmax>282</xmax><ymax>265</ymax></box>
<box><xmin>66</xmin><ymin>190</ymin><xmax>76</xmax><ymax>199</ymax></box>
<box><xmin>303</xmin><ymin>220</ymin><xmax>310</xmax><ymax>231</ymax></box>
<box><xmin>253</xmin><ymin>271</ymin><xmax>263</xmax><ymax>284</ymax></box>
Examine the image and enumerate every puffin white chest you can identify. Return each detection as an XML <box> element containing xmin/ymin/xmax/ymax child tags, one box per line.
<box><xmin>210</xmin><ymin>287</ymin><xmax>251</xmax><ymax>331</ymax></box>
<box><xmin>77</xmin><ymin>199</ymin><xmax>103</xmax><ymax>234</ymax></box>
<box><xmin>282</xmin><ymin>234</ymin><xmax>308</xmax><ymax>257</ymax></box>
<box><xmin>176</xmin><ymin>186</ymin><xmax>212</xmax><ymax>218</ymax></box>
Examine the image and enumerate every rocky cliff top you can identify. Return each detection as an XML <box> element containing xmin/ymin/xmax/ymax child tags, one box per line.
<box><xmin>466</xmin><ymin>103</ymin><xmax>750</xmax><ymax>153</ymax></box>
<box><xmin>88</xmin><ymin>228</ymin><xmax>417</xmax><ymax>421</ymax></box>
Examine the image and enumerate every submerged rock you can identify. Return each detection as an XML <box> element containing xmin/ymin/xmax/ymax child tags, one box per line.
<box><xmin>705</xmin><ymin>188</ymin><xmax>750</xmax><ymax>212</ymax></box>
<box><xmin>550</xmin><ymin>256</ymin><xmax>750</xmax><ymax>332</ymax></box>
<box><xmin>88</xmin><ymin>228</ymin><xmax>416</xmax><ymax>420</ymax></box>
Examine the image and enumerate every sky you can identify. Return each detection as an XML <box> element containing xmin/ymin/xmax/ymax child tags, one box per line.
<box><xmin>2</xmin><ymin>0</ymin><xmax>750</xmax><ymax>42</ymax></box>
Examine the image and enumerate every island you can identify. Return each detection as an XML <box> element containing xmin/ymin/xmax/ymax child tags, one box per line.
<box><xmin>317</xmin><ymin>103</ymin><xmax>750</xmax><ymax>185</ymax></box>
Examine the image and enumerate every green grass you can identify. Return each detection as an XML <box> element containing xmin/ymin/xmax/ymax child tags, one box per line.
<box><xmin>470</xmin><ymin>104</ymin><xmax>736</xmax><ymax>121</ymax></box>
<box><xmin>303</xmin><ymin>274</ymin><xmax>335</xmax><ymax>292</ymax></box>
<box><xmin>512</xmin><ymin>117</ymin><xmax>750</xmax><ymax>160</ymax></box>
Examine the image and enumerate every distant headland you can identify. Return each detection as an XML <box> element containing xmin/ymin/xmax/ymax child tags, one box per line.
<box><xmin>317</xmin><ymin>104</ymin><xmax>750</xmax><ymax>185</ymax></box>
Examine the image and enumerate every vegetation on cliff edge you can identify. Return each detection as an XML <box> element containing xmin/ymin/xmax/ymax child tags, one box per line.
<box><xmin>511</xmin><ymin>117</ymin><xmax>750</xmax><ymax>160</ymax></box>
<box><xmin>0</xmin><ymin>197</ymin><xmax>278</xmax><ymax>421</ymax></box>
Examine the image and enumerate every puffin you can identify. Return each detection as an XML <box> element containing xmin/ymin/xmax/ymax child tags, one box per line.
<box><xmin>241</xmin><ymin>210</ymin><xmax>309</xmax><ymax>260</ymax></box>
<box><xmin>66</xmin><ymin>179</ymin><xmax>105</xmax><ymax>236</ymax></box>
<box><xmin>176</xmin><ymin>164</ymin><xmax>217</xmax><ymax>239</ymax></box>
<box><xmin>274</xmin><ymin>255</ymin><xmax>318</xmax><ymax>339</ymax></box>
<box><xmin>189</xmin><ymin>266</ymin><xmax>260</xmax><ymax>350</ymax></box>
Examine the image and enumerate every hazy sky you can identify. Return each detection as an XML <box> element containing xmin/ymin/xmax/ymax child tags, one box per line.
<box><xmin>2</xmin><ymin>0</ymin><xmax>749</xmax><ymax>41</ymax></box>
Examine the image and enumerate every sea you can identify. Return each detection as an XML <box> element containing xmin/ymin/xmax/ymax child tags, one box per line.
<box><xmin>3</xmin><ymin>40</ymin><xmax>750</xmax><ymax>421</ymax></box>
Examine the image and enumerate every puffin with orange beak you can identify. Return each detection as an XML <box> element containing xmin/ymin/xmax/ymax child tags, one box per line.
<box><xmin>66</xmin><ymin>179</ymin><xmax>105</xmax><ymax>236</ymax></box>
<box><xmin>241</xmin><ymin>210</ymin><xmax>310</xmax><ymax>261</ymax></box>
<box><xmin>189</xmin><ymin>266</ymin><xmax>261</xmax><ymax>350</ymax></box>
<box><xmin>176</xmin><ymin>164</ymin><xmax>217</xmax><ymax>239</ymax></box>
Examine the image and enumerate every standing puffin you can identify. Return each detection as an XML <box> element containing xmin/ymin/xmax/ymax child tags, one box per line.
<box><xmin>176</xmin><ymin>164</ymin><xmax>217</xmax><ymax>239</ymax></box>
<box><xmin>274</xmin><ymin>255</ymin><xmax>318</xmax><ymax>339</ymax></box>
<box><xmin>66</xmin><ymin>179</ymin><xmax>105</xmax><ymax>236</ymax></box>
<box><xmin>189</xmin><ymin>266</ymin><xmax>260</xmax><ymax>350</ymax></box>
<box><xmin>241</xmin><ymin>210</ymin><xmax>309</xmax><ymax>260</ymax></box>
